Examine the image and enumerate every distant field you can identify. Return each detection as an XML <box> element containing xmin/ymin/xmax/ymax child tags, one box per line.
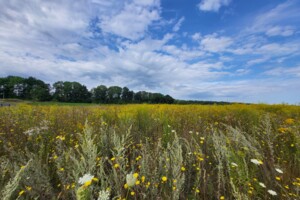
<box><xmin>0</xmin><ymin>104</ymin><xmax>299</xmax><ymax>199</ymax></box>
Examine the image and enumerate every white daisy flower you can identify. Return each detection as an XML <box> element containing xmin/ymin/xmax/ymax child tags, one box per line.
<box><xmin>259</xmin><ymin>182</ymin><xmax>266</xmax><ymax>188</ymax></box>
<box><xmin>267</xmin><ymin>190</ymin><xmax>277</xmax><ymax>196</ymax></box>
<box><xmin>275</xmin><ymin>168</ymin><xmax>283</xmax><ymax>174</ymax></box>
<box><xmin>250</xmin><ymin>159</ymin><xmax>263</xmax><ymax>165</ymax></box>
<box><xmin>78</xmin><ymin>174</ymin><xmax>94</xmax><ymax>185</ymax></box>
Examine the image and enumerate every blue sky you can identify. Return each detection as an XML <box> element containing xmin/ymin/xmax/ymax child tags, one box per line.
<box><xmin>0</xmin><ymin>0</ymin><xmax>300</xmax><ymax>104</ymax></box>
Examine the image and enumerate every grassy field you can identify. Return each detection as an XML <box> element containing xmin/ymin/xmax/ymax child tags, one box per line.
<box><xmin>0</xmin><ymin>104</ymin><xmax>299</xmax><ymax>200</ymax></box>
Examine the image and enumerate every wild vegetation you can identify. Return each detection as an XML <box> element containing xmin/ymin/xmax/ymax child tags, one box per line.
<box><xmin>0</xmin><ymin>104</ymin><xmax>299</xmax><ymax>199</ymax></box>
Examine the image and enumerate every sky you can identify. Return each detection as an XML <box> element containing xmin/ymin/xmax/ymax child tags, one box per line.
<box><xmin>0</xmin><ymin>0</ymin><xmax>300</xmax><ymax>104</ymax></box>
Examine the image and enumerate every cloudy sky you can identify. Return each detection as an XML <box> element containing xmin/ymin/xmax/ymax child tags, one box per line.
<box><xmin>0</xmin><ymin>0</ymin><xmax>300</xmax><ymax>104</ymax></box>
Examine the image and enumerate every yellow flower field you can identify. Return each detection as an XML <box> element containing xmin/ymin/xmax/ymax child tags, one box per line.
<box><xmin>0</xmin><ymin>104</ymin><xmax>299</xmax><ymax>199</ymax></box>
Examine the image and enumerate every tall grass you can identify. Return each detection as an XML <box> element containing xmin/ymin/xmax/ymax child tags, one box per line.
<box><xmin>0</xmin><ymin>104</ymin><xmax>299</xmax><ymax>199</ymax></box>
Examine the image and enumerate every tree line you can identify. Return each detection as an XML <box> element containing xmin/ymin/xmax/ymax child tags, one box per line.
<box><xmin>0</xmin><ymin>76</ymin><xmax>175</xmax><ymax>104</ymax></box>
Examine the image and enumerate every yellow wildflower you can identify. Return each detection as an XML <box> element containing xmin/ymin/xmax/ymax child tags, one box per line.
<box><xmin>285</xmin><ymin>118</ymin><xmax>294</xmax><ymax>124</ymax></box>
<box><xmin>84</xmin><ymin>180</ymin><xmax>92</xmax><ymax>187</ymax></box>
<box><xmin>141</xmin><ymin>176</ymin><xmax>145</xmax><ymax>183</ymax></box>
<box><xmin>26</xmin><ymin>186</ymin><xmax>32</xmax><ymax>191</ymax></box>
<box><xmin>19</xmin><ymin>190</ymin><xmax>25</xmax><ymax>196</ymax></box>
<box><xmin>133</xmin><ymin>173</ymin><xmax>139</xmax><ymax>178</ymax></box>
<box><xmin>114</xmin><ymin>163</ymin><xmax>119</xmax><ymax>169</ymax></box>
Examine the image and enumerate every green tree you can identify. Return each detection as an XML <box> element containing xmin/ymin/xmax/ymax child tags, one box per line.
<box><xmin>91</xmin><ymin>85</ymin><xmax>107</xmax><ymax>103</ymax></box>
<box><xmin>121</xmin><ymin>87</ymin><xmax>134</xmax><ymax>103</ymax></box>
<box><xmin>53</xmin><ymin>81</ymin><xmax>90</xmax><ymax>103</ymax></box>
<box><xmin>107</xmin><ymin>86</ymin><xmax>122</xmax><ymax>103</ymax></box>
<box><xmin>24</xmin><ymin>77</ymin><xmax>51</xmax><ymax>101</ymax></box>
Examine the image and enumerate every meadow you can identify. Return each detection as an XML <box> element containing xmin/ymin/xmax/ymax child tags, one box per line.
<box><xmin>0</xmin><ymin>103</ymin><xmax>299</xmax><ymax>200</ymax></box>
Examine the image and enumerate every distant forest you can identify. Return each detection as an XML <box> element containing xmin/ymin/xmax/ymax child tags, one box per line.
<box><xmin>0</xmin><ymin>76</ymin><xmax>175</xmax><ymax>104</ymax></box>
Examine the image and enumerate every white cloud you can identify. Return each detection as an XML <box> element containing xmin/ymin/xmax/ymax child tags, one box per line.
<box><xmin>247</xmin><ymin>57</ymin><xmax>269</xmax><ymax>66</ymax></box>
<box><xmin>264</xmin><ymin>66</ymin><xmax>300</xmax><ymax>77</ymax></box>
<box><xmin>198</xmin><ymin>0</ymin><xmax>231</xmax><ymax>12</ymax></box>
<box><xmin>201</xmin><ymin>34</ymin><xmax>233</xmax><ymax>52</ymax></box>
<box><xmin>192</xmin><ymin>33</ymin><xmax>202</xmax><ymax>41</ymax></box>
<box><xmin>265</xmin><ymin>26</ymin><xmax>294</xmax><ymax>37</ymax></box>
<box><xmin>248</xmin><ymin>1</ymin><xmax>300</xmax><ymax>36</ymax></box>
<box><xmin>100</xmin><ymin>0</ymin><xmax>160</xmax><ymax>40</ymax></box>
<box><xmin>162</xmin><ymin>45</ymin><xmax>205</xmax><ymax>61</ymax></box>
<box><xmin>172</xmin><ymin>17</ymin><xmax>185</xmax><ymax>32</ymax></box>
<box><xmin>258</xmin><ymin>43</ymin><xmax>299</xmax><ymax>56</ymax></box>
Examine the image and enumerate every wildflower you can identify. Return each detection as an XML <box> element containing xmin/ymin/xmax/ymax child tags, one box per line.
<box><xmin>275</xmin><ymin>168</ymin><xmax>283</xmax><ymax>174</ymax></box>
<box><xmin>162</xmin><ymin>176</ymin><xmax>167</xmax><ymax>182</ymax></box>
<box><xmin>19</xmin><ymin>190</ymin><xmax>25</xmax><ymax>196</ymax></box>
<box><xmin>231</xmin><ymin>162</ymin><xmax>238</xmax><ymax>167</ymax></box>
<box><xmin>220</xmin><ymin>196</ymin><xmax>225</xmax><ymax>200</ymax></box>
<box><xmin>141</xmin><ymin>176</ymin><xmax>145</xmax><ymax>183</ymax></box>
<box><xmin>124</xmin><ymin>184</ymin><xmax>128</xmax><ymax>189</ymax></box>
<box><xmin>250</xmin><ymin>159</ymin><xmax>263</xmax><ymax>165</ymax></box>
<box><xmin>181</xmin><ymin>166</ymin><xmax>186</xmax><ymax>172</ymax></box>
<box><xmin>278</xmin><ymin>127</ymin><xmax>288</xmax><ymax>133</ymax></box>
<box><xmin>111</xmin><ymin>157</ymin><xmax>115</xmax><ymax>161</ymax></box>
<box><xmin>146</xmin><ymin>182</ymin><xmax>151</xmax><ymax>188</ymax></box>
<box><xmin>130</xmin><ymin>191</ymin><xmax>135</xmax><ymax>196</ymax></box>
<box><xmin>135</xmin><ymin>180</ymin><xmax>140</xmax><ymax>185</ymax></box>
<box><xmin>135</xmin><ymin>156</ymin><xmax>142</xmax><ymax>161</ymax></box>
<box><xmin>196</xmin><ymin>189</ymin><xmax>200</xmax><ymax>193</ymax></box>
<box><xmin>56</xmin><ymin>135</ymin><xmax>65</xmax><ymax>141</ymax></box>
<box><xmin>133</xmin><ymin>173</ymin><xmax>139</xmax><ymax>178</ymax></box>
<box><xmin>259</xmin><ymin>182</ymin><xmax>266</xmax><ymax>188</ymax></box>
<box><xmin>126</xmin><ymin>172</ymin><xmax>137</xmax><ymax>187</ymax></box>
<box><xmin>26</xmin><ymin>186</ymin><xmax>32</xmax><ymax>191</ymax></box>
<box><xmin>98</xmin><ymin>190</ymin><xmax>110</xmax><ymax>200</ymax></box>
<box><xmin>114</xmin><ymin>164</ymin><xmax>119</xmax><ymax>169</ymax></box>
<box><xmin>285</xmin><ymin>118</ymin><xmax>294</xmax><ymax>124</ymax></box>
<box><xmin>78</xmin><ymin>174</ymin><xmax>94</xmax><ymax>187</ymax></box>
<box><xmin>284</xmin><ymin>185</ymin><xmax>289</xmax><ymax>189</ymax></box>
<box><xmin>275</xmin><ymin>177</ymin><xmax>281</xmax><ymax>181</ymax></box>
<box><xmin>267</xmin><ymin>190</ymin><xmax>277</xmax><ymax>196</ymax></box>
